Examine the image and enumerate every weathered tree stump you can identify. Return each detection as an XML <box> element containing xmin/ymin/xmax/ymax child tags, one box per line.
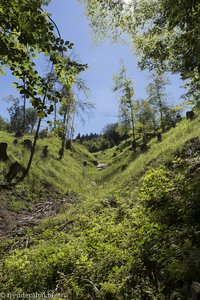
<box><xmin>186</xmin><ymin>110</ymin><xmax>195</xmax><ymax>120</ymax></box>
<box><xmin>58</xmin><ymin>148</ymin><xmax>64</xmax><ymax>160</ymax></box>
<box><xmin>140</xmin><ymin>143</ymin><xmax>149</xmax><ymax>153</ymax></box>
<box><xmin>15</xmin><ymin>131</ymin><xmax>24</xmax><ymax>138</ymax></box>
<box><xmin>5</xmin><ymin>161</ymin><xmax>25</xmax><ymax>183</ymax></box>
<box><xmin>176</xmin><ymin>113</ymin><xmax>182</xmax><ymax>123</ymax></box>
<box><xmin>65</xmin><ymin>140</ymin><xmax>72</xmax><ymax>150</ymax></box>
<box><xmin>191</xmin><ymin>282</ymin><xmax>200</xmax><ymax>300</ymax></box>
<box><xmin>92</xmin><ymin>160</ymin><xmax>98</xmax><ymax>166</ymax></box>
<box><xmin>132</xmin><ymin>141</ymin><xmax>138</xmax><ymax>150</ymax></box>
<box><xmin>13</xmin><ymin>139</ymin><xmax>18</xmax><ymax>145</ymax></box>
<box><xmin>42</xmin><ymin>145</ymin><xmax>48</xmax><ymax>158</ymax></box>
<box><xmin>23</xmin><ymin>139</ymin><xmax>32</xmax><ymax>151</ymax></box>
<box><xmin>121</xmin><ymin>163</ymin><xmax>128</xmax><ymax>170</ymax></box>
<box><xmin>157</xmin><ymin>132</ymin><xmax>162</xmax><ymax>142</ymax></box>
<box><xmin>0</xmin><ymin>142</ymin><xmax>9</xmax><ymax>161</ymax></box>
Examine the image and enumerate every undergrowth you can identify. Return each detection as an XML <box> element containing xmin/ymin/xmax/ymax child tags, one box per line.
<box><xmin>0</xmin><ymin>116</ymin><xmax>200</xmax><ymax>299</ymax></box>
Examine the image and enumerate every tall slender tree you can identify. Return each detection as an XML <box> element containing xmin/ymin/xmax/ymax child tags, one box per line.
<box><xmin>113</xmin><ymin>62</ymin><xmax>136</xmax><ymax>149</ymax></box>
<box><xmin>59</xmin><ymin>85</ymin><xmax>75</xmax><ymax>159</ymax></box>
<box><xmin>58</xmin><ymin>77</ymin><xmax>93</xmax><ymax>159</ymax></box>
<box><xmin>146</xmin><ymin>72</ymin><xmax>170</xmax><ymax>132</ymax></box>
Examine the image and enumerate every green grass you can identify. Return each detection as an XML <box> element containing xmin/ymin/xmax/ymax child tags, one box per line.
<box><xmin>0</xmin><ymin>131</ymin><xmax>99</xmax><ymax>194</ymax></box>
<box><xmin>98</xmin><ymin>116</ymin><xmax>200</xmax><ymax>196</ymax></box>
<box><xmin>8</xmin><ymin>199</ymin><xmax>27</xmax><ymax>212</ymax></box>
<box><xmin>1</xmin><ymin>116</ymin><xmax>200</xmax><ymax>299</ymax></box>
<box><xmin>2</xmin><ymin>117</ymin><xmax>198</xmax><ymax>197</ymax></box>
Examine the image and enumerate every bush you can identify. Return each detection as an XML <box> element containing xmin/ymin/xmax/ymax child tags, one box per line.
<box><xmin>140</xmin><ymin>168</ymin><xmax>174</xmax><ymax>205</ymax></box>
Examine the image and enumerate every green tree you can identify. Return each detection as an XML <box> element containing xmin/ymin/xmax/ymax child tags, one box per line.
<box><xmin>58</xmin><ymin>85</ymin><xmax>75</xmax><ymax>159</ymax></box>
<box><xmin>7</xmin><ymin>96</ymin><xmax>24</xmax><ymax>132</ymax></box>
<box><xmin>7</xmin><ymin>96</ymin><xmax>38</xmax><ymax>133</ymax></box>
<box><xmin>102</xmin><ymin>123</ymin><xmax>121</xmax><ymax>146</ymax></box>
<box><xmin>0</xmin><ymin>116</ymin><xmax>9</xmax><ymax>131</ymax></box>
<box><xmin>135</xmin><ymin>99</ymin><xmax>157</xmax><ymax>134</ymax></box>
<box><xmin>81</xmin><ymin>0</ymin><xmax>200</xmax><ymax>98</ymax></box>
<box><xmin>25</xmin><ymin>107</ymin><xmax>38</xmax><ymax>133</ymax></box>
<box><xmin>162</xmin><ymin>106</ymin><xmax>180</xmax><ymax>130</ymax></box>
<box><xmin>58</xmin><ymin>78</ymin><xmax>93</xmax><ymax>159</ymax></box>
<box><xmin>135</xmin><ymin>0</ymin><xmax>200</xmax><ymax>81</ymax></box>
<box><xmin>113</xmin><ymin>62</ymin><xmax>136</xmax><ymax>149</ymax></box>
<box><xmin>146</xmin><ymin>72</ymin><xmax>170</xmax><ymax>132</ymax></box>
<box><xmin>0</xmin><ymin>0</ymin><xmax>87</xmax><ymax>184</ymax></box>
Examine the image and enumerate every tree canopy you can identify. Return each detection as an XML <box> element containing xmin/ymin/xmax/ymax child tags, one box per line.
<box><xmin>0</xmin><ymin>0</ymin><xmax>87</xmax><ymax>183</ymax></box>
<box><xmin>0</xmin><ymin>0</ymin><xmax>87</xmax><ymax>116</ymax></box>
<box><xmin>81</xmin><ymin>0</ymin><xmax>200</xmax><ymax>86</ymax></box>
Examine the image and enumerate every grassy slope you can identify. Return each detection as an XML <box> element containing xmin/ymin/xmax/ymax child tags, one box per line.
<box><xmin>0</xmin><ymin>116</ymin><xmax>200</xmax><ymax>299</ymax></box>
<box><xmin>88</xmin><ymin>117</ymin><xmax>200</xmax><ymax>204</ymax></box>
<box><xmin>0</xmin><ymin>132</ymin><xmax>99</xmax><ymax>237</ymax></box>
<box><xmin>0</xmin><ymin>131</ymin><xmax>98</xmax><ymax>193</ymax></box>
<box><xmin>98</xmin><ymin>117</ymin><xmax>200</xmax><ymax>190</ymax></box>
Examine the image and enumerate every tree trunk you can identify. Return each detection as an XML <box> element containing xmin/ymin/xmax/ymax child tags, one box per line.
<box><xmin>59</xmin><ymin>111</ymin><xmax>67</xmax><ymax>160</ymax></box>
<box><xmin>54</xmin><ymin>100</ymin><xmax>57</xmax><ymax>129</ymax></box>
<box><xmin>0</xmin><ymin>143</ymin><xmax>8</xmax><ymax>161</ymax></box>
<box><xmin>16</xmin><ymin>117</ymin><xmax>42</xmax><ymax>183</ymax></box>
<box><xmin>22</xmin><ymin>76</ymin><xmax>26</xmax><ymax>133</ymax></box>
<box><xmin>191</xmin><ymin>282</ymin><xmax>200</xmax><ymax>300</ymax></box>
<box><xmin>158</xmin><ymin>97</ymin><xmax>164</xmax><ymax>132</ymax></box>
<box><xmin>130</xmin><ymin>104</ymin><xmax>136</xmax><ymax>150</ymax></box>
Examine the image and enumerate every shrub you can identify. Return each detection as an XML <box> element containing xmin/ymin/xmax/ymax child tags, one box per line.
<box><xmin>140</xmin><ymin>168</ymin><xmax>174</xmax><ymax>205</ymax></box>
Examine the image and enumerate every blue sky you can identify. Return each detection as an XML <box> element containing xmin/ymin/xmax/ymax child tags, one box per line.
<box><xmin>0</xmin><ymin>0</ymin><xmax>185</xmax><ymax>135</ymax></box>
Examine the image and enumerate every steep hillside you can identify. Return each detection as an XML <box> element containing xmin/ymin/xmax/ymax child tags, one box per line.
<box><xmin>0</xmin><ymin>131</ymin><xmax>99</xmax><ymax>192</ymax></box>
<box><xmin>0</xmin><ymin>116</ymin><xmax>200</xmax><ymax>299</ymax></box>
<box><xmin>0</xmin><ymin>132</ymin><xmax>98</xmax><ymax>237</ymax></box>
